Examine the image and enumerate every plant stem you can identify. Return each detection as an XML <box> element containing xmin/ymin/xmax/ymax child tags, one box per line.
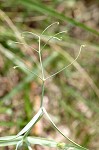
<box><xmin>40</xmin><ymin>81</ymin><xmax>45</xmax><ymax>107</ymax></box>
<box><xmin>45</xmin><ymin>45</ymin><xmax>84</xmax><ymax>80</ymax></box>
<box><xmin>43</xmin><ymin>107</ymin><xmax>87</xmax><ymax>150</ymax></box>
<box><xmin>39</xmin><ymin>36</ymin><xmax>44</xmax><ymax>80</ymax></box>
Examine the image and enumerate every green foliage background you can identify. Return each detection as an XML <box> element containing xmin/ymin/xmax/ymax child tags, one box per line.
<box><xmin>0</xmin><ymin>0</ymin><xmax>99</xmax><ymax>149</ymax></box>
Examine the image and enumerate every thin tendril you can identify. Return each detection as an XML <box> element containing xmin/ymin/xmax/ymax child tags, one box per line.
<box><xmin>41</xmin><ymin>31</ymin><xmax>67</xmax><ymax>52</ymax></box>
<box><xmin>38</xmin><ymin>37</ymin><xmax>45</xmax><ymax>80</ymax></box>
<box><xmin>45</xmin><ymin>45</ymin><xmax>85</xmax><ymax>81</ymax></box>
<box><xmin>21</xmin><ymin>32</ymin><xmax>45</xmax><ymax>79</ymax></box>
<box><xmin>21</xmin><ymin>31</ymin><xmax>40</xmax><ymax>39</ymax></box>
<box><xmin>41</xmin><ymin>22</ymin><xmax>59</xmax><ymax>36</ymax></box>
<box><xmin>40</xmin><ymin>81</ymin><xmax>45</xmax><ymax>107</ymax></box>
<box><xmin>13</xmin><ymin>65</ymin><xmax>42</xmax><ymax>80</ymax></box>
<box><xmin>10</xmin><ymin>41</ymin><xmax>38</xmax><ymax>52</ymax></box>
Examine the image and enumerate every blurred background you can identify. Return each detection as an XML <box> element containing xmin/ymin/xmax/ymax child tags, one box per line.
<box><xmin>0</xmin><ymin>0</ymin><xmax>99</xmax><ymax>149</ymax></box>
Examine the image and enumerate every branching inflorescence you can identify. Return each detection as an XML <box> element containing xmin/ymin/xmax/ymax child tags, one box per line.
<box><xmin>0</xmin><ymin>22</ymin><xmax>87</xmax><ymax>150</ymax></box>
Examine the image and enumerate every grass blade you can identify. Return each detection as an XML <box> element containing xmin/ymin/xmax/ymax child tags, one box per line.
<box><xmin>17</xmin><ymin>0</ymin><xmax>99</xmax><ymax>36</ymax></box>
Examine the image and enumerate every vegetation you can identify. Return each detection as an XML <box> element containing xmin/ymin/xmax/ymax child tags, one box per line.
<box><xmin>0</xmin><ymin>0</ymin><xmax>99</xmax><ymax>149</ymax></box>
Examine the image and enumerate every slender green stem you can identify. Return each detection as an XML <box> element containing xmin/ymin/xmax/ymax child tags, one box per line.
<box><xmin>12</xmin><ymin>41</ymin><xmax>38</xmax><ymax>53</ymax></box>
<box><xmin>41</xmin><ymin>22</ymin><xmax>59</xmax><ymax>36</ymax></box>
<box><xmin>13</xmin><ymin>65</ymin><xmax>42</xmax><ymax>81</ymax></box>
<box><xmin>38</xmin><ymin>36</ymin><xmax>45</xmax><ymax>80</ymax></box>
<box><xmin>43</xmin><ymin>107</ymin><xmax>87</xmax><ymax>150</ymax></box>
<box><xmin>40</xmin><ymin>81</ymin><xmax>45</xmax><ymax>107</ymax></box>
<box><xmin>22</xmin><ymin>31</ymin><xmax>40</xmax><ymax>40</ymax></box>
